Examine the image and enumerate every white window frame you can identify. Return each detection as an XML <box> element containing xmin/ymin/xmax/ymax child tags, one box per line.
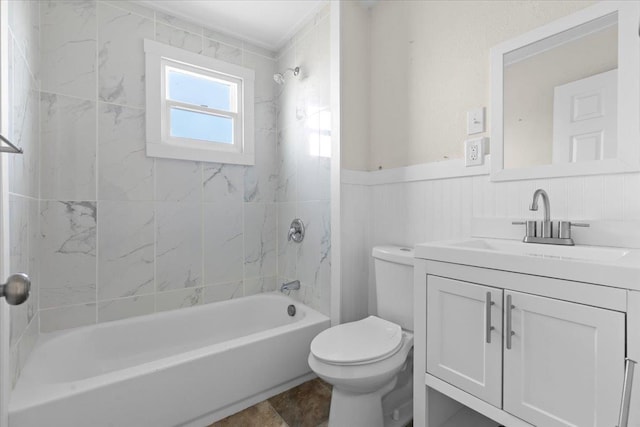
<box><xmin>144</xmin><ymin>39</ymin><xmax>255</xmax><ymax>165</ymax></box>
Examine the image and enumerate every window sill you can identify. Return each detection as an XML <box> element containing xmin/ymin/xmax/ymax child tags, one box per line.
<box><xmin>146</xmin><ymin>142</ymin><xmax>255</xmax><ymax>165</ymax></box>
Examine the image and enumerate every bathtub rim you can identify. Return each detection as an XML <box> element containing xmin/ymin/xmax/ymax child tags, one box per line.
<box><xmin>9</xmin><ymin>292</ymin><xmax>329</xmax><ymax>414</ymax></box>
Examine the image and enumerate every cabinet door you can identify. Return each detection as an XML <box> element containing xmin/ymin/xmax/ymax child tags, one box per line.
<box><xmin>503</xmin><ymin>291</ymin><xmax>625</xmax><ymax>427</ymax></box>
<box><xmin>426</xmin><ymin>276</ymin><xmax>503</xmax><ymax>407</ymax></box>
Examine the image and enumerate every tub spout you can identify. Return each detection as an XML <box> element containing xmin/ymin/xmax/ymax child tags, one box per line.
<box><xmin>281</xmin><ymin>280</ymin><xmax>300</xmax><ymax>294</ymax></box>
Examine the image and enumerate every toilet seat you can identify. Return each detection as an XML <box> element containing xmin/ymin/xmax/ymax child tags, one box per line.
<box><xmin>310</xmin><ymin>316</ymin><xmax>403</xmax><ymax>366</ymax></box>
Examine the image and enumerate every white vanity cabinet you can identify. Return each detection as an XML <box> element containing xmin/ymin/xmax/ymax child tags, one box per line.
<box><xmin>413</xmin><ymin>250</ymin><xmax>637</xmax><ymax>427</ymax></box>
<box><xmin>426</xmin><ymin>276</ymin><xmax>503</xmax><ymax>407</ymax></box>
<box><xmin>503</xmin><ymin>290</ymin><xmax>625</xmax><ymax>427</ymax></box>
<box><xmin>425</xmin><ymin>275</ymin><xmax>625</xmax><ymax>427</ymax></box>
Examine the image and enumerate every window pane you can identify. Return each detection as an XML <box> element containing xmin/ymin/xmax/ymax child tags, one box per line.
<box><xmin>167</xmin><ymin>68</ymin><xmax>233</xmax><ymax>111</ymax></box>
<box><xmin>170</xmin><ymin>108</ymin><xmax>233</xmax><ymax>144</ymax></box>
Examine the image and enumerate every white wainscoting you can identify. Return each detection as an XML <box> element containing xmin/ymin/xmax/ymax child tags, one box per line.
<box><xmin>340</xmin><ymin>161</ymin><xmax>640</xmax><ymax>319</ymax></box>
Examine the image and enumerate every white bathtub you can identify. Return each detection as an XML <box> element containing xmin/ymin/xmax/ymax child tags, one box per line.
<box><xmin>9</xmin><ymin>293</ymin><xmax>330</xmax><ymax>427</ymax></box>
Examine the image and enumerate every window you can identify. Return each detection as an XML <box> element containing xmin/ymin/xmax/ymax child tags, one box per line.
<box><xmin>144</xmin><ymin>39</ymin><xmax>255</xmax><ymax>165</ymax></box>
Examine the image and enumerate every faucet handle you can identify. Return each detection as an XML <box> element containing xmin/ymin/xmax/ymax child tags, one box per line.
<box><xmin>512</xmin><ymin>220</ymin><xmax>536</xmax><ymax>237</ymax></box>
<box><xmin>557</xmin><ymin>221</ymin><xmax>590</xmax><ymax>240</ymax></box>
<box><xmin>572</xmin><ymin>222</ymin><xmax>590</xmax><ymax>228</ymax></box>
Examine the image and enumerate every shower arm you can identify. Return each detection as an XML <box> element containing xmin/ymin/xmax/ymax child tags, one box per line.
<box><xmin>283</xmin><ymin>67</ymin><xmax>300</xmax><ymax>77</ymax></box>
<box><xmin>273</xmin><ymin>66</ymin><xmax>301</xmax><ymax>84</ymax></box>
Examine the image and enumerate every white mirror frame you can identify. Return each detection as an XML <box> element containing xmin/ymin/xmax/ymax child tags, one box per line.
<box><xmin>490</xmin><ymin>1</ymin><xmax>640</xmax><ymax>181</ymax></box>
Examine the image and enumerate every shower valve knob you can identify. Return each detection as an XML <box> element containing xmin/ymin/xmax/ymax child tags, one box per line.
<box><xmin>288</xmin><ymin>219</ymin><xmax>305</xmax><ymax>243</ymax></box>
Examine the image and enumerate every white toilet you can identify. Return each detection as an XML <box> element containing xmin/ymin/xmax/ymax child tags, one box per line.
<box><xmin>308</xmin><ymin>246</ymin><xmax>414</xmax><ymax>427</ymax></box>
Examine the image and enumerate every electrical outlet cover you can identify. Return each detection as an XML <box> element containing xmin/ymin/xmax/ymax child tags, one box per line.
<box><xmin>465</xmin><ymin>137</ymin><xmax>485</xmax><ymax>166</ymax></box>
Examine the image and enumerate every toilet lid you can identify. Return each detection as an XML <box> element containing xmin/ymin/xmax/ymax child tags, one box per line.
<box><xmin>310</xmin><ymin>316</ymin><xmax>403</xmax><ymax>365</ymax></box>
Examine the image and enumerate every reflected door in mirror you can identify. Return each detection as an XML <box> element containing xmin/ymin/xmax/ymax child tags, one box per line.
<box><xmin>552</xmin><ymin>69</ymin><xmax>617</xmax><ymax>163</ymax></box>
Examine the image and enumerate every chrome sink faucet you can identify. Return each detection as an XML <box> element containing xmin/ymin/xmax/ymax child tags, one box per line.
<box><xmin>513</xmin><ymin>188</ymin><xmax>589</xmax><ymax>246</ymax></box>
<box><xmin>530</xmin><ymin>189</ymin><xmax>552</xmax><ymax>238</ymax></box>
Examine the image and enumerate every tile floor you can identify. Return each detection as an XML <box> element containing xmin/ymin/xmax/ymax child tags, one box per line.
<box><xmin>210</xmin><ymin>378</ymin><xmax>332</xmax><ymax>427</ymax></box>
<box><xmin>210</xmin><ymin>378</ymin><xmax>415</xmax><ymax>427</ymax></box>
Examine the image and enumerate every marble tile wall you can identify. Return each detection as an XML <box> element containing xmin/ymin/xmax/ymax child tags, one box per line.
<box><xmin>342</xmin><ymin>171</ymin><xmax>640</xmax><ymax>320</ymax></box>
<box><xmin>37</xmin><ymin>0</ymin><xmax>284</xmax><ymax>332</ymax></box>
<box><xmin>276</xmin><ymin>7</ymin><xmax>331</xmax><ymax>315</ymax></box>
<box><xmin>7</xmin><ymin>0</ymin><xmax>41</xmax><ymax>387</ymax></box>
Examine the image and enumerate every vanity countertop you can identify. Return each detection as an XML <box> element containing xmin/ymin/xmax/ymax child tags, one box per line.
<box><xmin>415</xmin><ymin>238</ymin><xmax>640</xmax><ymax>291</ymax></box>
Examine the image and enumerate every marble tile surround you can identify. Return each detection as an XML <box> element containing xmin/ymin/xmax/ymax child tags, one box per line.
<box><xmin>36</xmin><ymin>0</ymin><xmax>332</xmax><ymax>332</ymax></box>
<box><xmin>40</xmin><ymin>93</ymin><xmax>97</xmax><ymax>200</ymax></box>
<box><xmin>39</xmin><ymin>201</ymin><xmax>97</xmax><ymax>309</ymax></box>
<box><xmin>98</xmin><ymin>2</ymin><xmax>155</xmax><ymax>108</ymax></box>
<box><xmin>275</xmin><ymin>8</ymin><xmax>331</xmax><ymax>315</ymax></box>
<box><xmin>40</xmin><ymin>0</ymin><xmax>96</xmax><ymax>100</ymax></box>
<box><xmin>8</xmin><ymin>0</ymin><xmax>41</xmax><ymax>388</ymax></box>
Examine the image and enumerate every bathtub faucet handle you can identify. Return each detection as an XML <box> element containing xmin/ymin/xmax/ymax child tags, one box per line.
<box><xmin>287</xmin><ymin>219</ymin><xmax>305</xmax><ymax>243</ymax></box>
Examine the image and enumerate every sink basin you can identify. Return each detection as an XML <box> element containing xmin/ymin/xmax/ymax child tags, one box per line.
<box><xmin>415</xmin><ymin>238</ymin><xmax>640</xmax><ymax>289</ymax></box>
<box><xmin>449</xmin><ymin>239</ymin><xmax>630</xmax><ymax>262</ymax></box>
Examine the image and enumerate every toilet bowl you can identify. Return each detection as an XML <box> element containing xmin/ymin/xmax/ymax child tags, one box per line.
<box><xmin>308</xmin><ymin>246</ymin><xmax>415</xmax><ymax>427</ymax></box>
<box><xmin>308</xmin><ymin>316</ymin><xmax>413</xmax><ymax>427</ymax></box>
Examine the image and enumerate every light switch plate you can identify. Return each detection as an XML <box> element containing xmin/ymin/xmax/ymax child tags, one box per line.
<box><xmin>467</xmin><ymin>107</ymin><xmax>485</xmax><ymax>135</ymax></box>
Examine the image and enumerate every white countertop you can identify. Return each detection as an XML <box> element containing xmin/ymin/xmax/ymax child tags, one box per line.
<box><xmin>415</xmin><ymin>238</ymin><xmax>640</xmax><ymax>291</ymax></box>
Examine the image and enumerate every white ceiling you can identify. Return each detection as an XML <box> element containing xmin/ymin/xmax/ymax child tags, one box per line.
<box><xmin>139</xmin><ymin>0</ymin><xmax>327</xmax><ymax>52</ymax></box>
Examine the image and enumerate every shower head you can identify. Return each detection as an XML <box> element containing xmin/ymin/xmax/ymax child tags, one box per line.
<box><xmin>273</xmin><ymin>66</ymin><xmax>300</xmax><ymax>85</ymax></box>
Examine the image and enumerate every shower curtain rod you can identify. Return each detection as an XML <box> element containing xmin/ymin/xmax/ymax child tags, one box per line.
<box><xmin>0</xmin><ymin>133</ymin><xmax>23</xmax><ymax>154</ymax></box>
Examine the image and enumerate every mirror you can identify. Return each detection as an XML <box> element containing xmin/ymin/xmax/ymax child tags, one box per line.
<box><xmin>504</xmin><ymin>15</ymin><xmax>617</xmax><ymax>169</ymax></box>
<box><xmin>491</xmin><ymin>2</ymin><xmax>640</xmax><ymax>181</ymax></box>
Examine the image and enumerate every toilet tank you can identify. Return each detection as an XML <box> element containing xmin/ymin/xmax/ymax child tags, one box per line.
<box><xmin>372</xmin><ymin>246</ymin><xmax>414</xmax><ymax>331</ymax></box>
